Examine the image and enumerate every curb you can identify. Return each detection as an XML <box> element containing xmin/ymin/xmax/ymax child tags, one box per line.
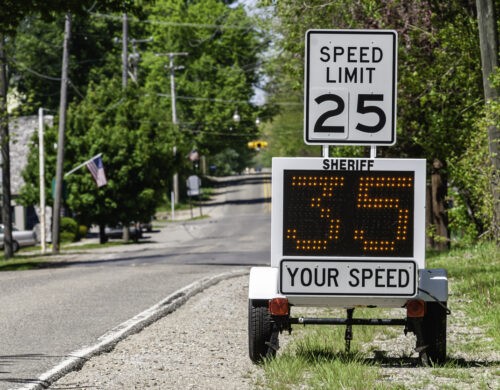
<box><xmin>18</xmin><ymin>269</ymin><xmax>249</xmax><ymax>390</ymax></box>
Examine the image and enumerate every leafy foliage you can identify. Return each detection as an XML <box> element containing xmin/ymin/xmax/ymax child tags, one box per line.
<box><xmin>142</xmin><ymin>0</ymin><xmax>263</xmax><ymax>161</ymax></box>
<box><xmin>450</xmin><ymin>67</ymin><xmax>499</xmax><ymax>241</ymax></box>
<box><xmin>0</xmin><ymin>0</ymin><xmax>133</xmax><ymax>34</ymax></box>
<box><xmin>60</xmin><ymin>216</ymin><xmax>78</xmax><ymax>242</ymax></box>
<box><xmin>64</xmin><ymin>78</ymin><xmax>171</xmax><ymax>227</ymax></box>
<box><xmin>8</xmin><ymin>14</ymin><xmax>125</xmax><ymax>114</ymax></box>
<box><xmin>18</xmin><ymin>0</ymin><xmax>265</xmax><ymax>231</ymax></box>
<box><xmin>257</xmin><ymin>0</ymin><xmax>496</xmax><ymax>242</ymax></box>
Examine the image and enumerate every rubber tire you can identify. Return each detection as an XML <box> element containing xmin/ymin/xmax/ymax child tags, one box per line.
<box><xmin>421</xmin><ymin>301</ymin><xmax>447</xmax><ymax>365</ymax></box>
<box><xmin>12</xmin><ymin>241</ymin><xmax>20</xmax><ymax>252</ymax></box>
<box><xmin>248</xmin><ymin>300</ymin><xmax>277</xmax><ymax>363</ymax></box>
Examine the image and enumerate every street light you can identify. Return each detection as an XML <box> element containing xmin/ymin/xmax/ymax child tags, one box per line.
<box><xmin>232</xmin><ymin>110</ymin><xmax>241</xmax><ymax>124</ymax></box>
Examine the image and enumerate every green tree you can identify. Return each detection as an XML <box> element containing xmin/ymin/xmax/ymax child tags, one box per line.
<box><xmin>0</xmin><ymin>1</ymin><xmax>134</xmax><ymax>34</ymax></box>
<box><xmin>1</xmin><ymin>1</ymin><xmax>134</xmax><ymax>258</ymax></box>
<box><xmin>142</xmin><ymin>0</ymin><xmax>264</xmax><ymax>172</ymax></box>
<box><xmin>8</xmin><ymin>14</ymin><xmax>121</xmax><ymax>114</ymax></box>
<box><xmin>7</xmin><ymin>3</ymin><xmax>151</xmax><ymax>115</ymax></box>
<box><xmin>19</xmin><ymin>0</ymin><xmax>268</xmax><ymax>244</ymax></box>
<box><xmin>20</xmin><ymin>81</ymin><xmax>173</xmax><ymax>244</ymax></box>
<box><xmin>65</xmin><ymin>79</ymin><xmax>171</xmax><ymax>238</ymax></box>
<box><xmin>19</xmin><ymin>77</ymin><xmax>172</xmax><ymax>242</ymax></box>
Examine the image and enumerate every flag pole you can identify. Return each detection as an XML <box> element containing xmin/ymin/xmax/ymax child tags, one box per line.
<box><xmin>65</xmin><ymin>153</ymin><xmax>103</xmax><ymax>177</ymax></box>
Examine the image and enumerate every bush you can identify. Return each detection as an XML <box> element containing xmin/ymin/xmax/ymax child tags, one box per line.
<box><xmin>60</xmin><ymin>217</ymin><xmax>78</xmax><ymax>243</ymax></box>
<box><xmin>78</xmin><ymin>225</ymin><xmax>88</xmax><ymax>240</ymax></box>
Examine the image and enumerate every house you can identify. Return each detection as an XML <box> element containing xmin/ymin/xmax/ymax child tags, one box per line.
<box><xmin>1</xmin><ymin>114</ymin><xmax>53</xmax><ymax>230</ymax></box>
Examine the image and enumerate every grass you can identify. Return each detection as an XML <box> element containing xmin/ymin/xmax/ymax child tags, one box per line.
<box><xmin>0</xmin><ymin>240</ymin><xmax>136</xmax><ymax>271</ymax></box>
<box><xmin>259</xmin><ymin>241</ymin><xmax>499</xmax><ymax>389</ymax></box>
<box><xmin>0</xmin><ymin>256</ymin><xmax>46</xmax><ymax>271</ymax></box>
<box><xmin>427</xmin><ymin>241</ymin><xmax>499</xmax><ymax>348</ymax></box>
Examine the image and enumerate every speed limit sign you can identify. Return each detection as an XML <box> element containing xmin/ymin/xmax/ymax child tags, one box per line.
<box><xmin>305</xmin><ymin>30</ymin><xmax>397</xmax><ymax>145</ymax></box>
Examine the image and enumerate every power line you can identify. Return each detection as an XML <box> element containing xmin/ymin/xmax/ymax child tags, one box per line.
<box><xmin>9</xmin><ymin>57</ymin><xmax>61</xmax><ymax>81</ymax></box>
<box><xmin>91</xmin><ymin>12</ymin><xmax>254</xmax><ymax>31</ymax></box>
<box><xmin>157</xmin><ymin>92</ymin><xmax>300</xmax><ymax>106</ymax></box>
<box><xmin>157</xmin><ymin>93</ymin><xmax>252</xmax><ymax>105</ymax></box>
<box><xmin>9</xmin><ymin>58</ymin><xmax>300</xmax><ymax>107</ymax></box>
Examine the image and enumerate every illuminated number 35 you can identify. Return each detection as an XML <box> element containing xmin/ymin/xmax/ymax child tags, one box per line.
<box><xmin>286</xmin><ymin>174</ymin><xmax>412</xmax><ymax>254</ymax></box>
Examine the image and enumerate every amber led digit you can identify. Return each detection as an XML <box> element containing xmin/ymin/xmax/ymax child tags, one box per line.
<box><xmin>282</xmin><ymin>170</ymin><xmax>415</xmax><ymax>257</ymax></box>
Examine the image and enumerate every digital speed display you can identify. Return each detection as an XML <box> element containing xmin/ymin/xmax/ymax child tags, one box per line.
<box><xmin>282</xmin><ymin>169</ymin><xmax>415</xmax><ymax>258</ymax></box>
<box><xmin>271</xmin><ymin>158</ymin><xmax>426</xmax><ymax>269</ymax></box>
<box><xmin>271</xmin><ymin>158</ymin><xmax>426</xmax><ymax>293</ymax></box>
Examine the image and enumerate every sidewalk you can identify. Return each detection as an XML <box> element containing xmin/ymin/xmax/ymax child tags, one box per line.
<box><xmin>21</xmin><ymin>180</ymin><xmax>230</xmax><ymax>265</ymax></box>
<box><xmin>23</xmin><ymin>172</ymin><xmax>272</xmax><ymax>263</ymax></box>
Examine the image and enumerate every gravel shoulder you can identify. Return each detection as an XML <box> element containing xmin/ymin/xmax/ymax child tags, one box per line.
<box><xmin>50</xmin><ymin>274</ymin><xmax>263</xmax><ymax>389</ymax></box>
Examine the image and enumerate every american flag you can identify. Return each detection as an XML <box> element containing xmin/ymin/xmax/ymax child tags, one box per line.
<box><xmin>86</xmin><ymin>156</ymin><xmax>107</xmax><ymax>187</ymax></box>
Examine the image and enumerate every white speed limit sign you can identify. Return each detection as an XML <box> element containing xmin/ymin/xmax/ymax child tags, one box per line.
<box><xmin>304</xmin><ymin>30</ymin><xmax>397</xmax><ymax>145</ymax></box>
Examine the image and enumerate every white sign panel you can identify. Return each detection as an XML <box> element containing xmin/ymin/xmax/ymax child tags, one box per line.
<box><xmin>280</xmin><ymin>260</ymin><xmax>417</xmax><ymax>296</ymax></box>
<box><xmin>270</xmin><ymin>158</ymin><xmax>427</xmax><ymax>270</ymax></box>
<box><xmin>305</xmin><ymin>30</ymin><xmax>397</xmax><ymax>145</ymax></box>
<box><xmin>187</xmin><ymin>175</ymin><xmax>201</xmax><ymax>197</ymax></box>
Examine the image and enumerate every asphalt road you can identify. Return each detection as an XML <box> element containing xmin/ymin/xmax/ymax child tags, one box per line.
<box><xmin>0</xmin><ymin>174</ymin><xmax>271</xmax><ymax>389</ymax></box>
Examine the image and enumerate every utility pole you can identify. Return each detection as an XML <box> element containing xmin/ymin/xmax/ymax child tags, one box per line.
<box><xmin>157</xmin><ymin>52</ymin><xmax>188</xmax><ymax>125</ymax></box>
<box><xmin>52</xmin><ymin>13</ymin><xmax>71</xmax><ymax>254</ymax></box>
<box><xmin>0</xmin><ymin>33</ymin><xmax>13</xmax><ymax>259</ymax></box>
<box><xmin>476</xmin><ymin>0</ymin><xmax>499</xmax><ymax>241</ymax></box>
<box><xmin>129</xmin><ymin>38</ymin><xmax>153</xmax><ymax>83</ymax></box>
<box><xmin>156</xmin><ymin>52</ymin><xmax>188</xmax><ymax>205</ymax></box>
<box><xmin>117</xmin><ymin>15</ymin><xmax>151</xmax><ymax>85</ymax></box>
<box><xmin>122</xmin><ymin>13</ymin><xmax>128</xmax><ymax>89</ymax></box>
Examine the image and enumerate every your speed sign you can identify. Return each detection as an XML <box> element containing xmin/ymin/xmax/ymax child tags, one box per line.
<box><xmin>305</xmin><ymin>30</ymin><xmax>397</xmax><ymax>145</ymax></box>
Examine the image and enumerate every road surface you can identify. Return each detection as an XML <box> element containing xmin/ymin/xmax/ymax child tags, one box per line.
<box><xmin>0</xmin><ymin>174</ymin><xmax>271</xmax><ymax>389</ymax></box>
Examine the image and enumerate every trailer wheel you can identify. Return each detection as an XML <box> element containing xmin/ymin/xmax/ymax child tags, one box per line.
<box><xmin>248</xmin><ymin>300</ymin><xmax>278</xmax><ymax>363</ymax></box>
<box><xmin>421</xmin><ymin>301</ymin><xmax>447</xmax><ymax>365</ymax></box>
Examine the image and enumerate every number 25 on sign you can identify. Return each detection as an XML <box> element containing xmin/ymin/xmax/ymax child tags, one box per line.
<box><xmin>313</xmin><ymin>93</ymin><xmax>386</xmax><ymax>134</ymax></box>
<box><xmin>304</xmin><ymin>30</ymin><xmax>397</xmax><ymax>145</ymax></box>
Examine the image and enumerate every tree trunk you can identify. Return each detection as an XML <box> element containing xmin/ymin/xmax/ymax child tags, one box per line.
<box><xmin>0</xmin><ymin>34</ymin><xmax>13</xmax><ymax>259</ymax></box>
<box><xmin>99</xmin><ymin>223</ymin><xmax>107</xmax><ymax>244</ymax></box>
<box><xmin>430</xmin><ymin>159</ymin><xmax>450</xmax><ymax>251</ymax></box>
<box><xmin>476</xmin><ymin>0</ymin><xmax>499</xmax><ymax>242</ymax></box>
<box><xmin>426</xmin><ymin>184</ymin><xmax>434</xmax><ymax>249</ymax></box>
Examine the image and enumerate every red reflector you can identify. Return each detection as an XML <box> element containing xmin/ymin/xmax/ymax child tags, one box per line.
<box><xmin>406</xmin><ymin>299</ymin><xmax>426</xmax><ymax>318</ymax></box>
<box><xmin>269</xmin><ymin>298</ymin><xmax>289</xmax><ymax>316</ymax></box>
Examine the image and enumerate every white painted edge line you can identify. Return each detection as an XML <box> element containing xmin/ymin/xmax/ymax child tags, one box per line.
<box><xmin>18</xmin><ymin>269</ymin><xmax>249</xmax><ymax>390</ymax></box>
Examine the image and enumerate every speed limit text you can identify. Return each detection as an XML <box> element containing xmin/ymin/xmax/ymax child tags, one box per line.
<box><xmin>319</xmin><ymin>46</ymin><xmax>383</xmax><ymax>84</ymax></box>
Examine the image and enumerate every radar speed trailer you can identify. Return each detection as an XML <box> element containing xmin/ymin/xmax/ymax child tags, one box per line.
<box><xmin>248</xmin><ymin>30</ymin><xmax>448</xmax><ymax>366</ymax></box>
